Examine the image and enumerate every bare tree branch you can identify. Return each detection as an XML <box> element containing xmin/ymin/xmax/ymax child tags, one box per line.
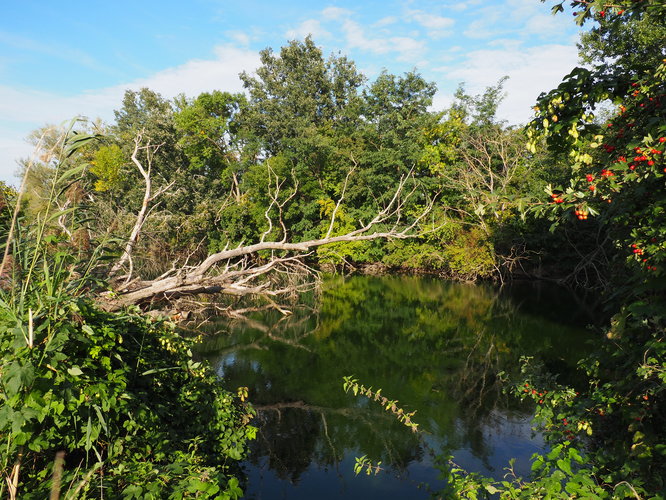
<box><xmin>109</xmin><ymin>132</ymin><xmax>175</xmax><ymax>278</ymax></box>
<box><xmin>100</xmin><ymin>169</ymin><xmax>434</xmax><ymax>311</ymax></box>
<box><xmin>325</xmin><ymin>167</ymin><xmax>355</xmax><ymax>239</ymax></box>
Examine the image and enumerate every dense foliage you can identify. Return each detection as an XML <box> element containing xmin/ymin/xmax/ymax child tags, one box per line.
<box><xmin>0</xmin><ymin>140</ymin><xmax>255</xmax><ymax>498</ymax></box>
<box><xmin>10</xmin><ymin>37</ymin><xmax>565</xmax><ymax>283</ymax></box>
<box><xmin>5</xmin><ymin>0</ymin><xmax>665</xmax><ymax>496</ymax></box>
<box><xmin>437</xmin><ymin>0</ymin><xmax>666</xmax><ymax>497</ymax></box>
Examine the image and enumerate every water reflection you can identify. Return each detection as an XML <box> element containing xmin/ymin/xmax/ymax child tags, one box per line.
<box><xmin>198</xmin><ymin>276</ymin><xmax>594</xmax><ymax>499</ymax></box>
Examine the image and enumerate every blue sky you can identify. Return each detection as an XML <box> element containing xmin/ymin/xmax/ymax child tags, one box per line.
<box><xmin>0</xmin><ymin>0</ymin><xmax>584</xmax><ymax>184</ymax></box>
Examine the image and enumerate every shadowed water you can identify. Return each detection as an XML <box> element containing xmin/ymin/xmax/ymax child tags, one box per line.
<box><xmin>198</xmin><ymin>276</ymin><xmax>596</xmax><ymax>499</ymax></box>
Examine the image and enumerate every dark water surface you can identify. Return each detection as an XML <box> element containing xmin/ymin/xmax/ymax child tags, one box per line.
<box><xmin>198</xmin><ymin>276</ymin><xmax>596</xmax><ymax>499</ymax></box>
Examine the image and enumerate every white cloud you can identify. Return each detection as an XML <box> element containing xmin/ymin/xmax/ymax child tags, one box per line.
<box><xmin>0</xmin><ymin>30</ymin><xmax>119</xmax><ymax>78</ymax></box>
<box><xmin>505</xmin><ymin>0</ymin><xmax>542</xmax><ymax>21</ymax></box>
<box><xmin>463</xmin><ymin>7</ymin><xmax>502</xmax><ymax>39</ymax></box>
<box><xmin>0</xmin><ymin>125</ymin><xmax>32</xmax><ymax>185</ymax></box>
<box><xmin>431</xmin><ymin>92</ymin><xmax>454</xmax><ymax>113</ymax></box>
<box><xmin>374</xmin><ymin>16</ymin><xmax>398</xmax><ymax>28</ymax></box>
<box><xmin>403</xmin><ymin>9</ymin><xmax>454</xmax><ymax>39</ymax></box>
<box><xmin>522</xmin><ymin>13</ymin><xmax>568</xmax><ymax>37</ymax></box>
<box><xmin>340</xmin><ymin>19</ymin><xmax>379</xmax><ymax>51</ymax></box>
<box><xmin>286</xmin><ymin>19</ymin><xmax>331</xmax><ymax>40</ymax></box>
<box><xmin>463</xmin><ymin>0</ymin><xmax>573</xmax><ymax>40</ymax></box>
<box><xmin>391</xmin><ymin>37</ymin><xmax>427</xmax><ymax>61</ymax></box>
<box><xmin>227</xmin><ymin>30</ymin><xmax>251</xmax><ymax>46</ymax></box>
<box><xmin>441</xmin><ymin>0</ymin><xmax>483</xmax><ymax>12</ymax></box>
<box><xmin>409</xmin><ymin>10</ymin><xmax>455</xmax><ymax>31</ymax></box>
<box><xmin>0</xmin><ymin>45</ymin><xmax>260</xmax><ymax>185</ymax></box>
<box><xmin>441</xmin><ymin>43</ymin><xmax>579</xmax><ymax>124</ymax></box>
<box><xmin>322</xmin><ymin>7</ymin><xmax>351</xmax><ymax>20</ymax></box>
<box><xmin>487</xmin><ymin>38</ymin><xmax>522</xmax><ymax>50</ymax></box>
<box><xmin>340</xmin><ymin>19</ymin><xmax>426</xmax><ymax>61</ymax></box>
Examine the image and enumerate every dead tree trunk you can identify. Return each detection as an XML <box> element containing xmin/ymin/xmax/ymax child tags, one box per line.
<box><xmin>100</xmin><ymin>171</ymin><xmax>436</xmax><ymax>311</ymax></box>
<box><xmin>109</xmin><ymin>132</ymin><xmax>174</xmax><ymax>280</ymax></box>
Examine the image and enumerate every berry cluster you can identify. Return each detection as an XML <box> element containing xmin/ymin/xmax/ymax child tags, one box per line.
<box><xmin>574</xmin><ymin>208</ymin><xmax>588</xmax><ymax>220</ymax></box>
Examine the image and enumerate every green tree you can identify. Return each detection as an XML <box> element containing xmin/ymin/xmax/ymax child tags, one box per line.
<box><xmin>174</xmin><ymin>91</ymin><xmax>248</xmax><ymax>181</ymax></box>
<box><xmin>527</xmin><ymin>2</ymin><xmax>666</xmax><ymax>490</ymax></box>
<box><xmin>439</xmin><ymin>1</ymin><xmax>666</xmax><ymax>497</ymax></box>
<box><xmin>354</xmin><ymin>70</ymin><xmax>439</xmax><ymax>202</ymax></box>
<box><xmin>239</xmin><ymin>37</ymin><xmax>366</xmax><ymax>241</ymax></box>
<box><xmin>240</xmin><ymin>36</ymin><xmax>365</xmax><ymax>159</ymax></box>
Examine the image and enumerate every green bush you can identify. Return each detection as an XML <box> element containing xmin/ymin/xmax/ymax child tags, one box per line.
<box><xmin>0</xmin><ymin>129</ymin><xmax>255</xmax><ymax>498</ymax></box>
<box><xmin>0</xmin><ymin>296</ymin><xmax>255</xmax><ymax>498</ymax></box>
<box><xmin>442</xmin><ymin>227</ymin><xmax>496</xmax><ymax>280</ymax></box>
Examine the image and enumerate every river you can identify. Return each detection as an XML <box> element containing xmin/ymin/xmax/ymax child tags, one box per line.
<box><xmin>197</xmin><ymin>275</ymin><xmax>597</xmax><ymax>499</ymax></box>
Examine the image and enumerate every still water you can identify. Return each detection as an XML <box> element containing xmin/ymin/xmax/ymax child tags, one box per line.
<box><xmin>198</xmin><ymin>276</ymin><xmax>596</xmax><ymax>499</ymax></box>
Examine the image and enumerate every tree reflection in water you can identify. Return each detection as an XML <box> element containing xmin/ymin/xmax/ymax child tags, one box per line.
<box><xmin>197</xmin><ymin>276</ymin><xmax>594</xmax><ymax>498</ymax></box>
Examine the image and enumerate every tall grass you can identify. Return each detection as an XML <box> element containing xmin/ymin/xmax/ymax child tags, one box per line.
<box><xmin>0</xmin><ymin>122</ymin><xmax>103</xmax><ymax>498</ymax></box>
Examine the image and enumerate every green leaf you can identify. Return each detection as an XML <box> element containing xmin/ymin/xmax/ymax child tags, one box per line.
<box><xmin>67</xmin><ymin>366</ymin><xmax>84</xmax><ymax>376</ymax></box>
<box><xmin>84</xmin><ymin>416</ymin><xmax>93</xmax><ymax>451</ymax></box>
<box><xmin>557</xmin><ymin>458</ymin><xmax>572</xmax><ymax>476</ymax></box>
<box><xmin>58</xmin><ymin>163</ymin><xmax>88</xmax><ymax>183</ymax></box>
<box><xmin>141</xmin><ymin>367</ymin><xmax>179</xmax><ymax>376</ymax></box>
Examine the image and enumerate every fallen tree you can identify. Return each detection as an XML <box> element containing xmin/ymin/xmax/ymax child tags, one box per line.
<box><xmin>100</xmin><ymin>137</ymin><xmax>437</xmax><ymax>312</ymax></box>
<box><xmin>3</xmin><ymin>127</ymin><xmax>437</xmax><ymax>315</ymax></box>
